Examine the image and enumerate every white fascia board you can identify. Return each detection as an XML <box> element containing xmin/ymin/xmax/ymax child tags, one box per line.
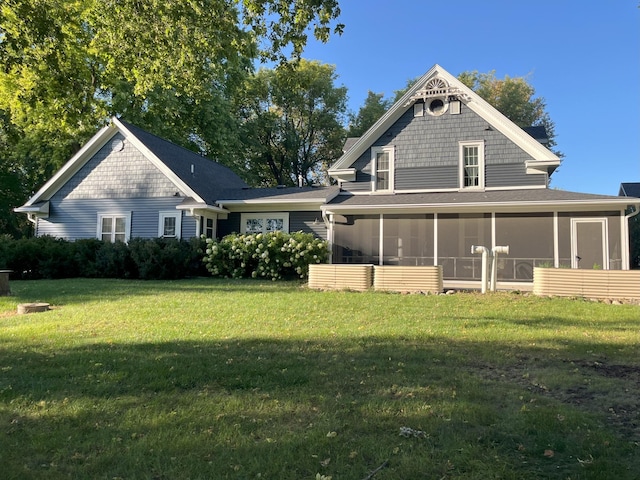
<box><xmin>322</xmin><ymin>199</ymin><xmax>635</xmax><ymax>215</ymax></box>
<box><xmin>327</xmin><ymin>168</ymin><xmax>356</xmax><ymax>182</ymax></box>
<box><xmin>112</xmin><ymin>117</ymin><xmax>204</xmax><ymax>203</ymax></box>
<box><xmin>14</xmin><ymin>201</ymin><xmax>49</xmax><ymax>215</ymax></box>
<box><xmin>22</xmin><ymin>123</ymin><xmax>118</xmax><ymax>206</ymax></box>
<box><xmin>525</xmin><ymin>160</ymin><xmax>561</xmax><ymax>174</ymax></box>
<box><xmin>218</xmin><ymin>198</ymin><xmax>332</xmax><ymax>213</ymax></box>
<box><xmin>176</xmin><ymin>202</ymin><xmax>228</xmax><ymax>214</ymax></box>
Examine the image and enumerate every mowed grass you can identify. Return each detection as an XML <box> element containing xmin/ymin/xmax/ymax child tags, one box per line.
<box><xmin>0</xmin><ymin>278</ymin><xmax>639</xmax><ymax>480</ymax></box>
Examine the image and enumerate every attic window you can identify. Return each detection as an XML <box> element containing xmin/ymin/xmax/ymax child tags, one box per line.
<box><xmin>426</xmin><ymin>97</ymin><xmax>448</xmax><ymax>116</ymax></box>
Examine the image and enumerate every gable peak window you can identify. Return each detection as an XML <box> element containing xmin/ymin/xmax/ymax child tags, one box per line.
<box><xmin>459</xmin><ymin>141</ymin><xmax>485</xmax><ymax>189</ymax></box>
<box><xmin>371</xmin><ymin>146</ymin><xmax>394</xmax><ymax>192</ymax></box>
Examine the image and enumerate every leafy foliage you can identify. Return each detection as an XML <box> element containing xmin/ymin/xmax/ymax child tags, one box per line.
<box><xmin>0</xmin><ymin>0</ymin><xmax>343</xmax><ymax>236</ymax></box>
<box><xmin>236</xmin><ymin>60</ymin><xmax>347</xmax><ymax>186</ymax></box>
<box><xmin>458</xmin><ymin>70</ymin><xmax>559</xmax><ymax>152</ymax></box>
<box><xmin>203</xmin><ymin>230</ymin><xmax>328</xmax><ymax>280</ymax></box>
<box><xmin>347</xmin><ymin>91</ymin><xmax>392</xmax><ymax>137</ymax></box>
<box><xmin>0</xmin><ymin>235</ymin><xmax>205</xmax><ymax>279</ymax></box>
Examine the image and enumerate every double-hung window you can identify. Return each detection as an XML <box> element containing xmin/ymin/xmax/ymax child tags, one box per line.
<box><xmin>241</xmin><ymin>213</ymin><xmax>289</xmax><ymax>234</ymax></box>
<box><xmin>98</xmin><ymin>213</ymin><xmax>131</xmax><ymax>243</ymax></box>
<box><xmin>159</xmin><ymin>211</ymin><xmax>182</xmax><ymax>239</ymax></box>
<box><xmin>459</xmin><ymin>141</ymin><xmax>485</xmax><ymax>189</ymax></box>
<box><xmin>371</xmin><ymin>146</ymin><xmax>394</xmax><ymax>192</ymax></box>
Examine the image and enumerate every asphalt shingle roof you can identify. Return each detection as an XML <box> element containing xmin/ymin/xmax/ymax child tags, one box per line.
<box><xmin>120</xmin><ymin>120</ymin><xmax>248</xmax><ymax>203</ymax></box>
<box><xmin>326</xmin><ymin>188</ymin><xmax>634</xmax><ymax>208</ymax></box>
<box><xmin>619</xmin><ymin>182</ymin><xmax>640</xmax><ymax>198</ymax></box>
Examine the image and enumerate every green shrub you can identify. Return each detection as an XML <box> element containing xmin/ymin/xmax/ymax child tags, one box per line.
<box><xmin>0</xmin><ymin>235</ymin><xmax>205</xmax><ymax>280</ymax></box>
<box><xmin>129</xmin><ymin>237</ymin><xmax>197</xmax><ymax>280</ymax></box>
<box><xmin>203</xmin><ymin>231</ymin><xmax>328</xmax><ymax>280</ymax></box>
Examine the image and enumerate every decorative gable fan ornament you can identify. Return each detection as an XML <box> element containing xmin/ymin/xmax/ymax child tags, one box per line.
<box><xmin>405</xmin><ymin>75</ymin><xmax>470</xmax><ymax>116</ymax></box>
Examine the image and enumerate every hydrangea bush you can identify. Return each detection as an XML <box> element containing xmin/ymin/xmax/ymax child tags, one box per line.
<box><xmin>203</xmin><ymin>231</ymin><xmax>329</xmax><ymax>280</ymax></box>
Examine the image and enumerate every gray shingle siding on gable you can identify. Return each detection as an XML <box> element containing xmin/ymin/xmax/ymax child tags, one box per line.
<box><xmin>342</xmin><ymin>103</ymin><xmax>545</xmax><ymax>192</ymax></box>
<box><xmin>56</xmin><ymin>133</ymin><xmax>178</xmax><ymax>200</ymax></box>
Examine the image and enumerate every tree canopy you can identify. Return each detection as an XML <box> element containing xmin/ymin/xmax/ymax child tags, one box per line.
<box><xmin>0</xmin><ymin>0</ymin><xmax>343</xmax><ymax>237</ymax></box>
<box><xmin>347</xmin><ymin>91</ymin><xmax>392</xmax><ymax>138</ymax></box>
<box><xmin>236</xmin><ymin>60</ymin><xmax>347</xmax><ymax>187</ymax></box>
<box><xmin>457</xmin><ymin>70</ymin><xmax>558</xmax><ymax>151</ymax></box>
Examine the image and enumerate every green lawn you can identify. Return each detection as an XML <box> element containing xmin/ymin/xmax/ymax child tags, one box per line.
<box><xmin>1</xmin><ymin>278</ymin><xmax>639</xmax><ymax>479</ymax></box>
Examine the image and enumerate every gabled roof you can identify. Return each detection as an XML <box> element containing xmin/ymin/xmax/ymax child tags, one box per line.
<box><xmin>117</xmin><ymin>120</ymin><xmax>248</xmax><ymax>203</ymax></box>
<box><xmin>16</xmin><ymin>117</ymin><xmax>247</xmax><ymax>211</ymax></box>
<box><xmin>329</xmin><ymin>64</ymin><xmax>561</xmax><ymax>177</ymax></box>
<box><xmin>619</xmin><ymin>182</ymin><xmax>640</xmax><ymax>198</ymax></box>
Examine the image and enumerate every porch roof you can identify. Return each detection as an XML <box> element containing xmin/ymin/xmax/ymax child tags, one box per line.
<box><xmin>323</xmin><ymin>188</ymin><xmax>640</xmax><ymax>214</ymax></box>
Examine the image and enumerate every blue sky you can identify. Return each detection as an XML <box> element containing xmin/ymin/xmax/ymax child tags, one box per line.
<box><xmin>299</xmin><ymin>1</ymin><xmax>639</xmax><ymax>196</ymax></box>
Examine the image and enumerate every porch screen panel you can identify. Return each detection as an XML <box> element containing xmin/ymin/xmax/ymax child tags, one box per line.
<box><xmin>495</xmin><ymin>213</ymin><xmax>553</xmax><ymax>281</ymax></box>
<box><xmin>437</xmin><ymin>214</ymin><xmax>491</xmax><ymax>279</ymax></box>
<box><xmin>332</xmin><ymin>215</ymin><xmax>380</xmax><ymax>264</ymax></box>
<box><xmin>608</xmin><ymin>215</ymin><xmax>621</xmax><ymax>269</ymax></box>
<box><xmin>382</xmin><ymin>214</ymin><xmax>434</xmax><ymax>265</ymax></box>
<box><xmin>557</xmin><ymin>214</ymin><xmax>572</xmax><ymax>267</ymax></box>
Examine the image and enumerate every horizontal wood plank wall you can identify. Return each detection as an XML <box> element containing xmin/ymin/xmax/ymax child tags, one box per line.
<box><xmin>374</xmin><ymin>266</ymin><xmax>443</xmax><ymax>293</ymax></box>
<box><xmin>308</xmin><ymin>264</ymin><xmax>373</xmax><ymax>291</ymax></box>
<box><xmin>533</xmin><ymin>268</ymin><xmax>640</xmax><ymax>300</ymax></box>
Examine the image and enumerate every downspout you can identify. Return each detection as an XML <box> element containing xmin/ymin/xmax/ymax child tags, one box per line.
<box><xmin>624</xmin><ymin>203</ymin><xmax>640</xmax><ymax>269</ymax></box>
<box><xmin>471</xmin><ymin>245</ymin><xmax>490</xmax><ymax>294</ymax></box>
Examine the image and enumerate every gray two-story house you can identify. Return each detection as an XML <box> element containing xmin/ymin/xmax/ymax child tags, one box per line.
<box><xmin>322</xmin><ymin>65</ymin><xmax>638</xmax><ymax>289</ymax></box>
<box><xmin>16</xmin><ymin>65</ymin><xmax>639</xmax><ymax>290</ymax></box>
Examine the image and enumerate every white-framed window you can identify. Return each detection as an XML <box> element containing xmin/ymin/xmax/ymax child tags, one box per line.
<box><xmin>241</xmin><ymin>213</ymin><xmax>289</xmax><ymax>234</ymax></box>
<box><xmin>202</xmin><ymin>216</ymin><xmax>215</xmax><ymax>239</ymax></box>
<box><xmin>459</xmin><ymin>141</ymin><xmax>485</xmax><ymax>189</ymax></box>
<box><xmin>97</xmin><ymin>213</ymin><xmax>131</xmax><ymax>243</ymax></box>
<box><xmin>158</xmin><ymin>211</ymin><xmax>182</xmax><ymax>239</ymax></box>
<box><xmin>371</xmin><ymin>146</ymin><xmax>394</xmax><ymax>192</ymax></box>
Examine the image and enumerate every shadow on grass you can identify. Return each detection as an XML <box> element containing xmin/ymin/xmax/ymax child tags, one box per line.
<box><xmin>1</xmin><ymin>336</ymin><xmax>639</xmax><ymax>479</ymax></box>
<box><xmin>7</xmin><ymin>277</ymin><xmax>306</xmax><ymax>306</ymax></box>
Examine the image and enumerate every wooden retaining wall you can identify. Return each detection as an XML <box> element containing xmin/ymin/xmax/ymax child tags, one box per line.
<box><xmin>373</xmin><ymin>266</ymin><xmax>443</xmax><ymax>293</ymax></box>
<box><xmin>308</xmin><ymin>264</ymin><xmax>373</xmax><ymax>291</ymax></box>
<box><xmin>533</xmin><ymin>267</ymin><xmax>640</xmax><ymax>300</ymax></box>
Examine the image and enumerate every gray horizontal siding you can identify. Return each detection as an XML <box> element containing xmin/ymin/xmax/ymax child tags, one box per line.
<box><xmin>290</xmin><ymin>211</ymin><xmax>327</xmax><ymax>240</ymax></box>
<box><xmin>396</xmin><ymin>166</ymin><xmax>457</xmax><ymax>190</ymax></box>
<box><xmin>217</xmin><ymin>213</ymin><xmax>241</xmax><ymax>238</ymax></box>
<box><xmin>486</xmin><ymin>163</ymin><xmax>546</xmax><ymax>188</ymax></box>
<box><xmin>340</xmin><ymin>181</ymin><xmax>371</xmax><ymax>192</ymax></box>
<box><xmin>37</xmin><ymin>197</ymin><xmax>196</xmax><ymax>240</ymax></box>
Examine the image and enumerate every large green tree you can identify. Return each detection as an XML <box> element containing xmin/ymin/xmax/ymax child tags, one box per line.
<box><xmin>236</xmin><ymin>59</ymin><xmax>347</xmax><ymax>187</ymax></box>
<box><xmin>0</xmin><ymin>0</ymin><xmax>343</xmax><ymax>237</ymax></box>
<box><xmin>457</xmin><ymin>70</ymin><xmax>558</xmax><ymax>152</ymax></box>
<box><xmin>346</xmin><ymin>91</ymin><xmax>392</xmax><ymax>138</ymax></box>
